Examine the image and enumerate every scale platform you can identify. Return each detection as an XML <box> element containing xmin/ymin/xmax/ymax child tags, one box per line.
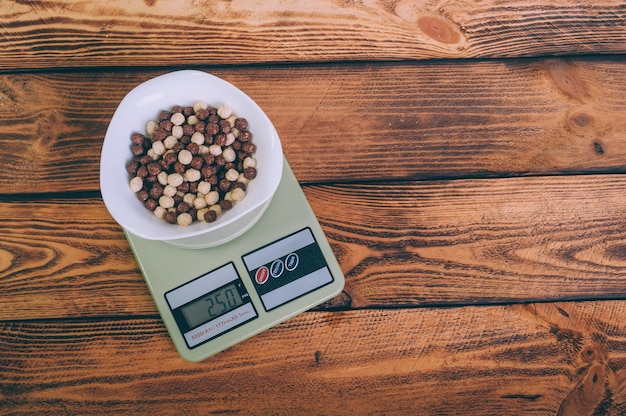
<box><xmin>125</xmin><ymin>158</ymin><xmax>345</xmax><ymax>362</ymax></box>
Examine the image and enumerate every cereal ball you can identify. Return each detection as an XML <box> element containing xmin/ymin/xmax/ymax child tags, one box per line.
<box><xmin>171</xmin><ymin>113</ymin><xmax>185</xmax><ymax>126</ymax></box>
<box><xmin>231</xmin><ymin>187</ymin><xmax>246</xmax><ymax>201</ymax></box>
<box><xmin>163</xmin><ymin>135</ymin><xmax>178</xmax><ymax>150</ymax></box>
<box><xmin>152</xmin><ymin>206</ymin><xmax>166</xmax><ymax>219</ymax></box>
<box><xmin>129</xmin><ymin>177</ymin><xmax>143</xmax><ymax>193</ymax></box>
<box><xmin>193</xmin><ymin>100</ymin><xmax>208</xmax><ymax>112</ymax></box>
<box><xmin>172</xmin><ymin>125</ymin><xmax>183</xmax><ymax>139</ymax></box>
<box><xmin>184</xmin><ymin>168</ymin><xmax>201</xmax><ymax>182</ymax></box>
<box><xmin>208</xmin><ymin>144</ymin><xmax>222</xmax><ymax>156</ymax></box>
<box><xmin>167</xmin><ymin>173</ymin><xmax>184</xmax><ymax>187</ymax></box>
<box><xmin>163</xmin><ymin>184</ymin><xmax>177</xmax><ymax>197</ymax></box>
<box><xmin>198</xmin><ymin>181</ymin><xmax>211</xmax><ymax>195</ymax></box>
<box><xmin>164</xmin><ymin>210</ymin><xmax>177</xmax><ymax>224</ymax></box>
<box><xmin>159</xmin><ymin>195</ymin><xmax>175</xmax><ymax>209</ymax></box>
<box><xmin>243</xmin><ymin>157</ymin><xmax>257</xmax><ymax>169</ymax></box>
<box><xmin>146</xmin><ymin>120</ymin><xmax>158</xmax><ymax>137</ymax></box>
<box><xmin>178</xmin><ymin>149</ymin><xmax>193</xmax><ymax>165</ymax></box>
<box><xmin>225</xmin><ymin>168</ymin><xmax>239</xmax><ymax>182</ymax></box>
<box><xmin>217</xmin><ymin>104</ymin><xmax>232</xmax><ymax>119</ymax></box>
<box><xmin>193</xmin><ymin>197</ymin><xmax>207</xmax><ymax>209</ymax></box>
<box><xmin>223</xmin><ymin>147</ymin><xmax>236</xmax><ymax>163</ymax></box>
<box><xmin>205</xmin><ymin>191</ymin><xmax>219</xmax><ymax>205</ymax></box>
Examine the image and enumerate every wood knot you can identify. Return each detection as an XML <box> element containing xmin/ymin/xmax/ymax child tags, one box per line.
<box><xmin>564</xmin><ymin>108</ymin><xmax>597</xmax><ymax>138</ymax></box>
<box><xmin>570</xmin><ymin>112</ymin><xmax>593</xmax><ymax>128</ymax></box>
<box><xmin>35</xmin><ymin>110</ymin><xmax>63</xmax><ymax>151</ymax></box>
<box><xmin>417</xmin><ymin>15</ymin><xmax>462</xmax><ymax>44</ymax></box>
<box><xmin>545</xmin><ymin>59</ymin><xmax>589</xmax><ymax>102</ymax></box>
<box><xmin>581</xmin><ymin>344</ymin><xmax>601</xmax><ymax>363</ymax></box>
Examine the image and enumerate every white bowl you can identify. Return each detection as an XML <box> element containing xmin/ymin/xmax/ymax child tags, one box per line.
<box><xmin>100</xmin><ymin>70</ymin><xmax>283</xmax><ymax>248</ymax></box>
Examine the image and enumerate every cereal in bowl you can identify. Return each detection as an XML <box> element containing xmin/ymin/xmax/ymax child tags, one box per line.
<box><xmin>126</xmin><ymin>102</ymin><xmax>257</xmax><ymax>226</ymax></box>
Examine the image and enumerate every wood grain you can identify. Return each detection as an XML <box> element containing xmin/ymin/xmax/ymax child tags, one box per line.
<box><xmin>2</xmin><ymin>301</ymin><xmax>626</xmax><ymax>415</ymax></box>
<box><xmin>1</xmin><ymin>57</ymin><xmax>625</xmax><ymax>194</ymax></box>
<box><xmin>2</xmin><ymin>1</ymin><xmax>626</xmax><ymax>414</ymax></box>
<box><xmin>1</xmin><ymin>0</ymin><xmax>625</xmax><ymax>70</ymax></box>
<box><xmin>1</xmin><ymin>174</ymin><xmax>624</xmax><ymax>320</ymax></box>
<box><xmin>317</xmin><ymin>174</ymin><xmax>626</xmax><ymax>308</ymax></box>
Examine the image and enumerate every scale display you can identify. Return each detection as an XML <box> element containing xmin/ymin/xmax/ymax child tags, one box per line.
<box><xmin>126</xmin><ymin>159</ymin><xmax>345</xmax><ymax>362</ymax></box>
<box><xmin>166</xmin><ymin>263</ymin><xmax>257</xmax><ymax>348</ymax></box>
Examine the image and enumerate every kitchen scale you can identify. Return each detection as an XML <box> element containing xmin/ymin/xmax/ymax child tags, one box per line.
<box><xmin>125</xmin><ymin>158</ymin><xmax>345</xmax><ymax>362</ymax></box>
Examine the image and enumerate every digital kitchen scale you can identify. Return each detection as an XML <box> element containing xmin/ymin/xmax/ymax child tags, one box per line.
<box><xmin>125</xmin><ymin>158</ymin><xmax>345</xmax><ymax>362</ymax></box>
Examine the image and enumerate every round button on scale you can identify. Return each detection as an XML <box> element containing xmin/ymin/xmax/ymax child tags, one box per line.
<box><xmin>285</xmin><ymin>253</ymin><xmax>299</xmax><ymax>271</ymax></box>
<box><xmin>270</xmin><ymin>259</ymin><xmax>284</xmax><ymax>278</ymax></box>
<box><xmin>255</xmin><ymin>266</ymin><xmax>269</xmax><ymax>284</ymax></box>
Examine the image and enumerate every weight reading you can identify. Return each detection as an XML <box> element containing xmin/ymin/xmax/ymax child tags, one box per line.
<box><xmin>203</xmin><ymin>283</ymin><xmax>243</xmax><ymax>320</ymax></box>
<box><xmin>181</xmin><ymin>282</ymin><xmax>245</xmax><ymax>329</ymax></box>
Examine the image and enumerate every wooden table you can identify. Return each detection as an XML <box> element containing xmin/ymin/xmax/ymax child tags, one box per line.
<box><xmin>1</xmin><ymin>1</ymin><xmax>626</xmax><ymax>414</ymax></box>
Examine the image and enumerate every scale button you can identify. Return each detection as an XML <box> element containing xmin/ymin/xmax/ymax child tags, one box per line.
<box><xmin>285</xmin><ymin>253</ymin><xmax>299</xmax><ymax>271</ymax></box>
<box><xmin>255</xmin><ymin>266</ymin><xmax>269</xmax><ymax>284</ymax></box>
<box><xmin>270</xmin><ymin>259</ymin><xmax>284</xmax><ymax>278</ymax></box>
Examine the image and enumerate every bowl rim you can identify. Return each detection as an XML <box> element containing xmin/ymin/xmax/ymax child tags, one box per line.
<box><xmin>100</xmin><ymin>70</ymin><xmax>283</xmax><ymax>241</ymax></box>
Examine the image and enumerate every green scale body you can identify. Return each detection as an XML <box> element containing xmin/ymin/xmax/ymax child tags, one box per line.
<box><xmin>126</xmin><ymin>158</ymin><xmax>345</xmax><ymax>362</ymax></box>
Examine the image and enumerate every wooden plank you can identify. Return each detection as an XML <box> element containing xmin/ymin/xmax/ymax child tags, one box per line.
<box><xmin>2</xmin><ymin>301</ymin><xmax>626</xmax><ymax>415</ymax></box>
<box><xmin>1</xmin><ymin>174</ymin><xmax>624</xmax><ymax>320</ymax></box>
<box><xmin>1</xmin><ymin>1</ymin><xmax>625</xmax><ymax>69</ymax></box>
<box><xmin>1</xmin><ymin>58</ymin><xmax>625</xmax><ymax>194</ymax></box>
<box><xmin>316</xmin><ymin>175</ymin><xmax>626</xmax><ymax>308</ymax></box>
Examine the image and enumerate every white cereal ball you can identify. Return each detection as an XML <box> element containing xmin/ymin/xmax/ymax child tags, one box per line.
<box><xmin>177</xmin><ymin>213</ymin><xmax>193</xmax><ymax>226</ymax></box>
<box><xmin>167</xmin><ymin>173</ymin><xmax>184</xmax><ymax>187</ymax></box>
<box><xmin>226</xmin><ymin>115</ymin><xmax>237</xmax><ymax>128</ymax></box>
<box><xmin>157</xmin><ymin>171</ymin><xmax>168</xmax><ymax>186</ymax></box>
<box><xmin>193</xmin><ymin>100</ymin><xmax>208</xmax><ymax>112</ymax></box>
<box><xmin>198</xmin><ymin>145</ymin><xmax>209</xmax><ymax>155</ymax></box>
<box><xmin>159</xmin><ymin>195</ymin><xmax>175</xmax><ymax>209</ymax></box>
<box><xmin>171</xmin><ymin>112</ymin><xmax>185</xmax><ymax>126</ymax></box>
<box><xmin>243</xmin><ymin>157</ymin><xmax>257</xmax><ymax>169</ymax></box>
<box><xmin>225</xmin><ymin>133</ymin><xmax>236</xmax><ymax>146</ymax></box>
<box><xmin>197</xmin><ymin>181</ymin><xmax>211</xmax><ymax>194</ymax></box>
<box><xmin>205</xmin><ymin>191</ymin><xmax>219</xmax><ymax>205</ymax></box>
<box><xmin>209</xmin><ymin>204</ymin><xmax>222</xmax><ymax>216</ymax></box>
<box><xmin>193</xmin><ymin>197</ymin><xmax>207</xmax><ymax>209</ymax></box>
<box><xmin>146</xmin><ymin>120</ymin><xmax>158</xmax><ymax>137</ymax></box>
<box><xmin>163</xmin><ymin>135</ymin><xmax>178</xmax><ymax>149</ymax></box>
<box><xmin>217</xmin><ymin>104</ymin><xmax>232</xmax><ymax>119</ymax></box>
<box><xmin>225</xmin><ymin>168</ymin><xmax>239</xmax><ymax>182</ymax></box>
<box><xmin>184</xmin><ymin>168</ymin><xmax>201</xmax><ymax>182</ymax></box>
<box><xmin>191</xmin><ymin>132</ymin><xmax>205</xmax><ymax>145</ymax></box>
<box><xmin>222</xmin><ymin>147</ymin><xmax>236</xmax><ymax>163</ymax></box>
<box><xmin>172</xmin><ymin>125</ymin><xmax>183</xmax><ymax>139</ymax></box>
<box><xmin>178</xmin><ymin>149</ymin><xmax>193</xmax><ymax>165</ymax></box>
<box><xmin>182</xmin><ymin>193</ymin><xmax>195</xmax><ymax>206</ymax></box>
<box><xmin>231</xmin><ymin>187</ymin><xmax>246</xmax><ymax>201</ymax></box>
<box><xmin>208</xmin><ymin>144</ymin><xmax>222</xmax><ymax>156</ymax></box>
<box><xmin>154</xmin><ymin>206</ymin><xmax>166</xmax><ymax>219</ymax></box>
<box><xmin>152</xmin><ymin>140</ymin><xmax>165</xmax><ymax>156</ymax></box>
<box><xmin>163</xmin><ymin>184</ymin><xmax>177</xmax><ymax>197</ymax></box>
<box><xmin>187</xmin><ymin>115</ymin><xmax>199</xmax><ymax>126</ymax></box>
<box><xmin>129</xmin><ymin>176</ymin><xmax>143</xmax><ymax>193</ymax></box>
